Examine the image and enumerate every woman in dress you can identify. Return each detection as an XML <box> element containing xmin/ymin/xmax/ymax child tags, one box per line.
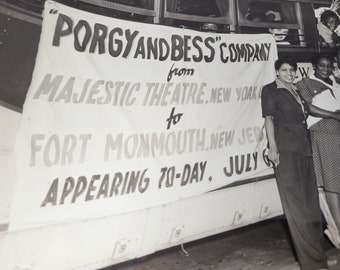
<box><xmin>261</xmin><ymin>56</ymin><xmax>340</xmax><ymax>270</ymax></box>
<box><xmin>296</xmin><ymin>53</ymin><xmax>340</xmax><ymax>248</ymax></box>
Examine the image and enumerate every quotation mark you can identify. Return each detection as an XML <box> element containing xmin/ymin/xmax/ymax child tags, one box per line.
<box><xmin>49</xmin><ymin>9</ymin><xmax>58</xmax><ymax>14</ymax></box>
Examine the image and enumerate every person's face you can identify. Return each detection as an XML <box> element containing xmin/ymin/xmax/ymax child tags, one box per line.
<box><xmin>314</xmin><ymin>57</ymin><xmax>333</xmax><ymax>79</ymax></box>
<box><xmin>201</xmin><ymin>23</ymin><xmax>218</xmax><ymax>32</ymax></box>
<box><xmin>269</xmin><ymin>28</ymin><xmax>289</xmax><ymax>41</ymax></box>
<box><xmin>276</xmin><ymin>63</ymin><xmax>296</xmax><ymax>84</ymax></box>
<box><xmin>324</xmin><ymin>16</ymin><xmax>339</xmax><ymax>31</ymax></box>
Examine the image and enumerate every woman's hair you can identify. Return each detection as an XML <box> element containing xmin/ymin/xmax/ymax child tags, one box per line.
<box><xmin>334</xmin><ymin>46</ymin><xmax>340</xmax><ymax>57</ymax></box>
<box><xmin>274</xmin><ymin>56</ymin><xmax>297</xmax><ymax>71</ymax></box>
<box><xmin>320</xmin><ymin>10</ymin><xmax>339</xmax><ymax>25</ymax></box>
<box><xmin>311</xmin><ymin>53</ymin><xmax>334</xmax><ymax>66</ymax></box>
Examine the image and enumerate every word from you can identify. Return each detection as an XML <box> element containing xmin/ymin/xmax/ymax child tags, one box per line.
<box><xmin>166</xmin><ymin>107</ymin><xmax>183</xmax><ymax>129</ymax></box>
<box><xmin>158</xmin><ymin>161</ymin><xmax>207</xmax><ymax>188</ymax></box>
<box><xmin>41</xmin><ymin>169</ymin><xmax>150</xmax><ymax>206</ymax></box>
<box><xmin>167</xmin><ymin>63</ymin><xmax>194</xmax><ymax>82</ymax></box>
<box><xmin>104</xmin><ymin>129</ymin><xmax>206</xmax><ymax>160</ymax></box>
<box><xmin>30</xmin><ymin>134</ymin><xmax>91</xmax><ymax>167</ymax></box>
<box><xmin>223</xmin><ymin>152</ymin><xmax>258</xmax><ymax>177</ymax></box>
<box><xmin>142</xmin><ymin>82</ymin><xmax>206</xmax><ymax>106</ymax></box>
<box><xmin>33</xmin><ymin>74</ymin><xmax>140</xmax><ymax>106</ymax></box>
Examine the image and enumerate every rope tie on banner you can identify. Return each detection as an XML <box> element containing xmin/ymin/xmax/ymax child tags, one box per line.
<box><xmin>181</xmin><ymin>243</ymin><xmax>189</xmax><ymax>256</ymax></box>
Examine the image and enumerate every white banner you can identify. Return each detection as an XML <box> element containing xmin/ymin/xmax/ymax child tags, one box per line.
<box><xmin>12</xmin><ymin>1</ymin><xmax>277</xmax><ymax>230</ymax></box>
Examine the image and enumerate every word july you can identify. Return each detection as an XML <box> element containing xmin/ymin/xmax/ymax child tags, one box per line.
<box><xmin>223</xmin><ymin>153</ymin><xmax>258</xmax><ymax>177</ymax></box>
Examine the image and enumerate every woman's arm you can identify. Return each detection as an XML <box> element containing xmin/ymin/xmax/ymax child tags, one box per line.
<box><xmin>309</xmin><ymin>104</ymin><xmax>340</xmax><ymax>121</ymax></box>
<box><xmin>264</xmin><ymin>116</ymin><xmax>279</xmax><ymax>166</ymax></box>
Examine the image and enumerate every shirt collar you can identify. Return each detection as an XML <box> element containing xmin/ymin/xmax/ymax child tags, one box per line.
<box><xmin>309</xmin><ymin>73</ymin><xmax>335</xmax><ymax>88</ymax></box>
<box><xmin>275</xmin><ymin>78</ymin><xmax>297</xmax><ymax>91</ymax></box>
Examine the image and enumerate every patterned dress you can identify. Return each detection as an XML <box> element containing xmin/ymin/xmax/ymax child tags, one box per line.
<box><xmin>296</xmin><ymin>75</ymin><xmax>340</xmax><ymax>193</ymax></box>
